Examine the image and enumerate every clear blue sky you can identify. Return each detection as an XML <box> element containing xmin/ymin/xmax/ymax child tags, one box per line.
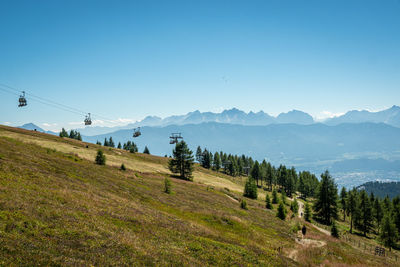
<box><xmin>0</xmin><ymin>0</ymin><xmax>399</xmax><ymax>130</ymax></box>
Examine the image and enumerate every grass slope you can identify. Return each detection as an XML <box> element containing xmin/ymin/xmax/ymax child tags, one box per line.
<box><xmin>0</xmin><ymin>125</ymin><xmax>393</xmax><ymax>266</ymax></box>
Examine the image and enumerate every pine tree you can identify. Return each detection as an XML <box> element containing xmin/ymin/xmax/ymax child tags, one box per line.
<box><xmin>380</xmin><ymin>214</ymin><xmax>398</xmax><ymax>250</ymax></box>
<box><xmin>96</xmin><ymin>140</ymin><xmax>101</xmax><ymax>145</ymax></box>
<box><xmin>103</xmin><ymin>138</ymin><xmax>109</xmax><ymax>147</ymax></box>
<box><xmin>291</xmin><ymin>198</ymin><xmax>299</xmax><ymax>215</ymax></box>
<box><xmin>213</xmin><ymin>152</ymin><xmax>221</xmax><ymax>171</ymax></box>
<box><xmin>251</xmin><ymin>161</ymin><xmax>261</xmax><ymax>187</ymax></box>
<box><xmin>266</xmin><ymin>194</ymin><xmax>273</xmax><ymax>209</ymax></box>
<box><xmin>69</xmin><ymin>130</ymin><xmax>76</xmax><ymax>139</ymax></box>
<box><xmin>340</xmin><ymin>187</ymin><xmax>347</xmax><ymax>221</ymax></box>
<box><xmin>277</xmin><ymin>201</ymin><xmax>287</xmax><ymax>220</ymax></box>
<box><xmin>281</xmin><ymin>192</ymin><xmax>287</xmax><ymax>206</ymax></box>
<box><xmin>77</xmin><ymin>132</ymin><xmax>82</xmax><ymax>141</ymax></box>
<box><xmin>356</xmin><ymin>190</ymin><xmax>373</xmax><ymax>237</ymax></box>
<box><xmin>108</xmin><ymin>137</ymin><xmax>115</xmax><ymax>148</ymax></box>
<box><xmin>117</xmin><ymin>142</ymin><xmax>122</xmax><ymax>149</ymax></box>
<box><xmin>59</xmin><ymin>128</ymin><xmax>69</xmax><ymax>138</ymax></box>
<box><xmin>168</xmin><ymin>141</ymin><xmax>194</xmax><ymax>181</ymax></box>
<box><xmin>313</xmin><ymin>170</ymin><xmax>338</xmax><ymax>225</ymax></box>
<box><xmin>201</xmin><ymin>149</ymin><xmax>211</xmax><ymax>169</ymax></box>
<box><xmin>272</xmin><ymin>189</ymin><xmax>278</xmax><ymax>204</ymax></box>
<box><xmin>331</xmin><ymin>220</ymin><xmax>339</xmax><ymax>238</ymax></box>
<box><xmin>95</xmin><ymin>150</ymin><xmax>106</xmax><ymax>165</ymax></box>
<box><xmin>243</xmin><ymin>178</ymin><xmax>257</xmax><ymax>199</ymax></box>
<box><xmin>143</xmin><ymin>146</ymin><xmax>150</xmax><ymax>154</ymax></box>
<box><xmin>304</xmin><ymin>202</ymin><xmax>312</xmax><ymax>222</ymax></box>
<box><xmin>374</xmin><ymin>198</ymin><xmax>384</xmax><ymax>230</ymax></box>
<box><xmin>196</xmin><ymin>146</ymin><xmax>203</xmax><ymax>163</ymax></box>
<box><xmin>347</xmin><ymin>188</ymin><xmax>358</xmax><ymax>233</ymax></box>
<box><xmin>265</xmin><ymin>163</ymin><xmax>274</xmax><ymax>191</ymax></box>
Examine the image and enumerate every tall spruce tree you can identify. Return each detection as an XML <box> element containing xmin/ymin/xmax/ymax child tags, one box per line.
<box><xmin>347</xmin><ymin>188</ymin><xmax>358</xmax><ymax>233</ymax></box>
<box><xmin>251</xmin><ymin>161</ymin><xmax>261</xmax><ymax>187</ymax></box>
<box><xmin>313</xmin><ymin>170</ymin><xmax>338</xmax><ymax>225</ymax></box>
<box><xmin>380</xmin><ymin>214</ymin><xmax>398</xmax><ymax>250</ymax></box>
<box><xmin>277</xmin><ymin>201</ymin><xmax>287</xmax><ymax>220</ymax></box>
<box><xmin>355</xmin><ymin>190</ymin><xmax>373</xmax><ymax>237</ymax></box>
<box><xmin>374</xmin><ymin>198</ymin><xmax>384</xmax><ymax>230</ymax></box>
<box><xmin>168</xmin><ymin>141</ymin><xmax>194</xmax><ymax>181</ymax></box>
<box><xmin>340</xmin><ymin>187</ymin><xmax>348</xmax><ymax>221</ymax></box>
<box><xmin>213</xmin><ymin>152</ymin><xmax>221</xmax><ymax>171</ymax></box>
<box><xmin>243</xmin><ymin>177</ymin><xmax>257</xmax><ymax>199</ymax></box>
<box><xmin>59</xmin><ymin>128</ymin><xmax>68</xmax><ymax>138</ymax></box>
<box><xmin>266</xmin><ymin>194</ymin><xmax>273</xmax><ymax>209</ymax></box>
<box><xmin>304</xmin><ymin>202</ymin><xmax>312</xmax><ymax>222</ymax></box>
<box><xmin>196</xmin><ymin>146</ymin><xmax>203</xmax><ymax>163</ymax></box>
<box><xmin>272</xmin><ymin>189</ymin><xmax>278</xmax><ymax>204</ymax></box>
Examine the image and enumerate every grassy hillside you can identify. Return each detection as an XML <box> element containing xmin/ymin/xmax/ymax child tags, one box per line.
<box><xmin>0</xmin><ymin>125</ymin><xmax>394</xmax><ymax>266</ymax></box>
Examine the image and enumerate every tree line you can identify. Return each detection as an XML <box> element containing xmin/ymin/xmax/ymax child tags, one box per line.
<box><xmin>195</xmin><ymin>146</ymin><xmax>319</xmax><ymax>199</ymax></box>
<box><xmin>59</xmin><ymin>128</ymin><xmax>82</xmax><ymax>141</ymax></box>
<box><xmin>95</xmin><ymin>137</ymin><xmax>150</xmax><ymax>154</ymax></box>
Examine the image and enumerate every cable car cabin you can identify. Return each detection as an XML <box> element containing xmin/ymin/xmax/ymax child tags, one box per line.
<box><xmin>169</xmin><ymin>133</ymin><xmax>183</xmax><ymax>144</ymax></box>
<box><xmin>133</xmin><ymin>127</ymin><xmax>141</xmax><ymax>138</ymax></box>
<box><xmin>84</xmin><ymin>113</ymin><xmax>92</xmax><ymax>126</ymax></box>
<box><xmin>18</xmin><ymin>91</ymin><xmax>27</xmax><ymax>107</ymax></box>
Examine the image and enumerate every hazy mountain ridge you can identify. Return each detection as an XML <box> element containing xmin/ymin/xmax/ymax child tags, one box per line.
<box><xmin>81</xmin><ymin>121</ymin><xmax>400</xmax><ymax>188</ymax></box>
<box><xmin>73</xmin><ymin>106</ymin><xmax>399</xmax><ymax>136</ymax></box>
<box><xmin>325</xmin><ymin>105</ymin><xmax>400</xmax><ymax>127</ymax></box>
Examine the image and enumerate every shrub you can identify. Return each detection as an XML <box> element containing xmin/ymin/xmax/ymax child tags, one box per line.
<box><xmin>95</xmin><ymin>150</ymin><xmax>106</xmax><ymax>165</ymax></box>
<box><xmin>240</xmin><ymin>199</ymin><xmax>248</xmax><ymax>210</ymax></box>
<box><xmin>164</xmin><ymin>177</ymin><xmax>172</xmax><ymax>194</ymax></box>
<box><xmin>120</xmin><ymin>163</ymin><xmax>126</xmax><ymax>171</ymax></box>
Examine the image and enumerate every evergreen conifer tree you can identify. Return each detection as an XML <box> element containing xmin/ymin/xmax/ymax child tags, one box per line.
<box><xmin>168</xmin><ymin>141</ymin><xmax>194</xmax><ymax>181</ymax></box>
<box><xmin>277</xmin><ymin>201</ymin><xmax>287</xmax><ymax>220</ymax></box>
<box><xmin>251</xmin><ymin>161</ymin><xmax>261</xmax><ymax>187</ymax></box>
<box><xmin>313</xmin><ymin>170</ymin><xmax>338</xmax><ymax>225</ymax></box>
<box><xmin>304</xmin><ymin>202</ymin><xmax>312</xmax><ymax>222</ymax></box>
<box><xmin>356</xmin><ymin>190</ymin><xmax>373</xmax><ymax>237</ymax></box>
<box><xmin>331</xmin><ymin>220</ymin><xmax>339</xmax><ymax>238</ymax></box>
<box><xmin>243</xmin><ymin>177</ymin><xmax>257</xmax><ymax>199</ymax></box>
<box><xmin>374</xmin><ymin>198</ymin><xmax>384</xmax><ymax>230</ymax></box>
<box><xmin>380</xmin><ymin>214</ymin><xmax>398</xmax><ymax>250</ymax></box>
<box><xmin>117</xmin><ymin>142</ymin><xmax>122</xmax><ymax>149</ymax></box>
<box><xmin>266</xmin><ymin>194</ymin><xmax>273</xmax><ymax>209</ymax></box>
<box><xmin>213</xmin><ymin>152</ymin><xmax>221</xmax><ymax>171</ymax></box>
<box><xmin>340</xmin><ymin>187</ymin><xmax>347</xmax><ymax>221</ymax></box>
<box><xmin>347</xmin><ymin>188</ymin><xmax>358</xmax><ymax>233</ymax></box>
<box><xmin>272</xmin><ymin>189</ymin><xmax>278</xmax><ymax>204</ymax></box>
<box><xmin>196</xmin><ymin>146</ymin><xmax>203</xmax><ymax>163</ymax></box>
<box><xmin>95</xmin><ymin>150</ymin><xmax>106</xmax><ymax>165</ymax></box>
<box><xmin>143</xmin><ymin>146</ymin><xmax>150</xmax><ymax>154</ymax></box>
<box><xmin>291</xmin><ymin>198</ymin><xmax>299</xmax><ymax>215</ymax></box>
<box><xmin>59</xmin><ymin>128</ymin><xmax>69</xmax><ymax>138</ymax></box>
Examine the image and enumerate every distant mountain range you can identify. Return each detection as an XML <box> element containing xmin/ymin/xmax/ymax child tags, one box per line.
<box><xmin>325</xmin><ymin>105</ymin><xmax>400</xmax><ymax>127</ymax></box>
<box><xmin>74</xmin><ymin>106</ymin><xmax>399</xmax><ymax>136</ymax></box>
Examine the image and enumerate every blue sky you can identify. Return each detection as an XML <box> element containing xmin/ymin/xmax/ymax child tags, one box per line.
<box><xmin>0</xmin><ymin>0</ymin><xmax>399</xmax><ymax>131</ymax></box>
